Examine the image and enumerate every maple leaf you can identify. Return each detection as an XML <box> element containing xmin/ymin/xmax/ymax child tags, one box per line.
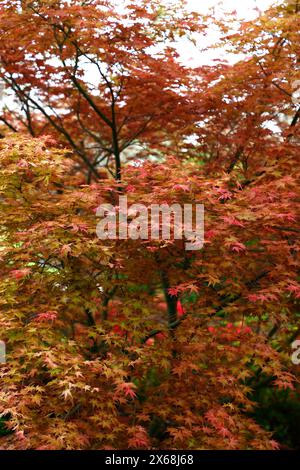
<box><xmin>173</xmin><ymin>184</ymin><xmax>190</xmax><ymax>192</ymax></box>
<box><xmin>286</xmin><ymin>282</ymin><xmax>300</xmax><ymax>298</ymax></box>
<box><xmin>115</xmin><ymin>382</ymin><xmax>137</xmax><ymax>399</ymax></box>
<box><xmin>222</xmin><ymin>216</ymin><xmax>245</xmax><ymax>227</ymax></box>
<box><xmin>35</xmin><ymin>311</ymin><xmax>57</xmax><ymax>323</ymax></box>
<box><xmin>216</xmin><ymin>188</ymin><xmax>233</xmax><ymax>201</ymax></box>
<box><xmin>60</xmin><ymin>244</ymin><xmax>72</xmax><ymax>257</ymax></box>
<box><xmin>17</xmin><ymin>159</ymin><xmax>29</xmax><ymax>169</ymax></box>
<box><xmin>269</xmin><ymin>440</ymin><xmax>280</xmax><ymax>450</ymax></box>
<box><xmin>230</xmin><ymin>242</ymin><xmax>246</xmax><ymax>253</ymax></box>
<box><xmin>126</xmin><ymin>184</ymin><xmax>136</xmax><ymax>193</ymax></box>
<box><xmin>10</xmin><ymin>268</ymin><xmax>31</xmax><ymax>279</ymax></box>
<box><xmin>127</xmin><ymin>426</ymin><xmax>150</xmax><ymax>448</ymax></box>
<box><xmin>169</xmin><ymin>427</ymin><xmax>193</xmax><ymax>443</ymax></box>
<box><xmin>168</xmin><ymin>287</ymin><xmax>181</xmax><ymax>297</ymax></box>
<box><xmin>61</xmin><ymin>389</ymin><xmax>73</xmax><ymax>401</ymax></box>
<box><xmin>68</xmin><ymin>223</ymin><xmax>89</xmax><ymax>234</ymax></box>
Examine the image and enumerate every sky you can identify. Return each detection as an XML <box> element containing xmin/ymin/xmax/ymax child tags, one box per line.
<box><xmin>176</xmin><ymin>0</ymin><xmax>277</xmax><ymax>66</ymax></box>
<box><xmin>186</xmin><ymin>0</ymin><xmax>275</xmax><ymax>15</ymax></box>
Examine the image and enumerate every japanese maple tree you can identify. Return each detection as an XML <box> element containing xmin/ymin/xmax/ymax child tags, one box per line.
<box><xmin>0</xmin><ymin>0</ymin><xmax>299</xmax><ymax>451</ymax></box>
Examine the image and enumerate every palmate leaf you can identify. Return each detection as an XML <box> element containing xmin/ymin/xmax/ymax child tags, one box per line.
<box><xmin>0</xmin><ymin>0</ymin><xmax>299</xmax><ymax>451</ymax></box>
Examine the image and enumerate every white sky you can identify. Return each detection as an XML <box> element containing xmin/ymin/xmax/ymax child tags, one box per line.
<box><xmin>186</xmin><ymin>0</ymin><xmax>275</xmax><ymax>15</ymax></box>
<box><xmin>176</xmin><ymin>0</ymin><xmax>277</xmax><ymax>66</ymax></box>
